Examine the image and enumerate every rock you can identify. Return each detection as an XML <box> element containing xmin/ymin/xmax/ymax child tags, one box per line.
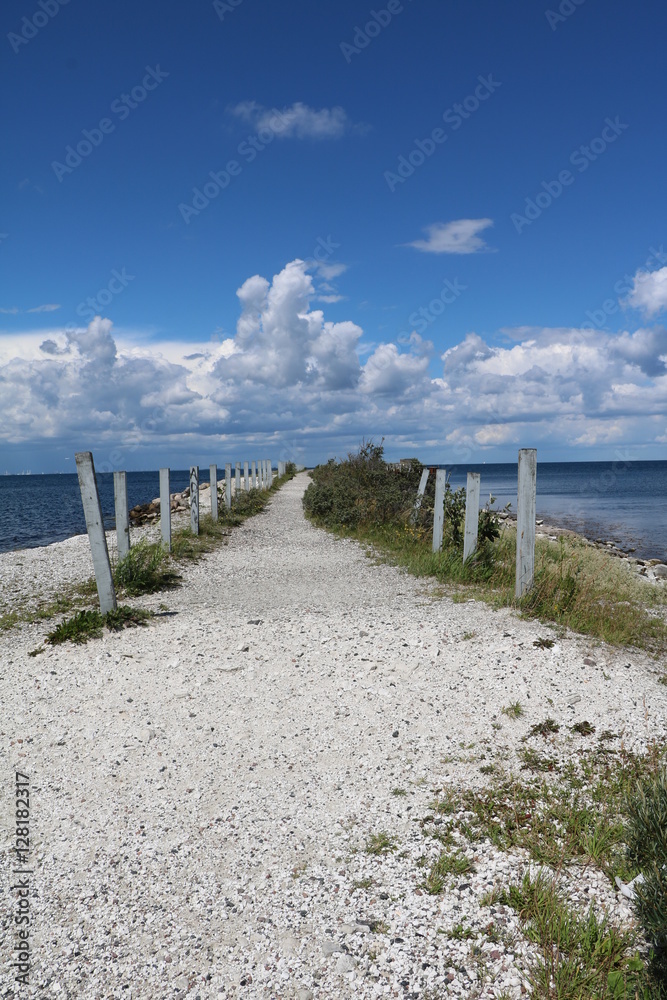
<box><xmin>322</xmin><ymin>940</ymin><xmax>343</xmax><ymax>956</ymax></box>
<box><xmin>335</xmin><ymin>954</ymin><xmax>356</xmax><ymax>975</ymax></box>
<box><xmin>652</xmin><ymin>564</ymin><xmax>667</xmax><ymax>579</ymax></box>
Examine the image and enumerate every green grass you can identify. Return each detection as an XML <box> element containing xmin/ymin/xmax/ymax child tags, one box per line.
<box><xmin>501</xmin><ymin>701</ymin><xmax>524</xmax><ymax>719</ymax></box>
<box><xmin>497</xmin><ymin>871</ymin><xmax>648</xmax><ymax>999</ymax></box>
<box><xmin>422</xmin><ymin>849</ymin><xmax>475</xmax><ymax>894</ymax></box>
<box><xmin>365</xmin><ymin>831</ymin><xmax>398</xmax><ymax>855</ymax></box>
<box><xmin>45</xmin><ymin>606</ymin><xmax>153</xmax><ymax>645</ymax></box>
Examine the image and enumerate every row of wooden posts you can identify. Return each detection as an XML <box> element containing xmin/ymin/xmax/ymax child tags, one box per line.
<box><xmin>75</xmin><ymin>452</ymin><xmax>283</xmax><ymax>616</ymax></box>
<box><xmin>416</xmin><ymin>448</ymin><xmax>537</xmax><ymax>599</ymax></box>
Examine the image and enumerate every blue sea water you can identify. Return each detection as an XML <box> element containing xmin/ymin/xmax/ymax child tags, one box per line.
<box><xmin>0</xmin><ymin>461</ymin><xmax>665</xmax><ymax>561</ymax></box>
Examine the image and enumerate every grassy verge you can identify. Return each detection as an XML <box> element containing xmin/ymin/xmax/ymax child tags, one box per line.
<box><xmin>8</xmin><ymin>466</ymin><xmax>296</xmax><ymax>642</ymax></box>
<box><xmin>417</xmin><ymin>731</ymin><xmax>667</xmax><ymax>997</ymax></box>
<box><xmin>303</xmin><ymin>452</ymin><xmax>666</xmax><ymax>653</ymax></box>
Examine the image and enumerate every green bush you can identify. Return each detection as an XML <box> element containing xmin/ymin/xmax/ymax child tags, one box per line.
<box><xmin>626</xmin><ymin>769</ymin><xmax>667</xmax><ymax>985</ymax></box>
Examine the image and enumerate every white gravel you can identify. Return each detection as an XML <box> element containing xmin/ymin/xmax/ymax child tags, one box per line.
<box><xmin>1</xmin><ymin>472</ymin><xmax>666</xmax><ymax>999</ymax></box>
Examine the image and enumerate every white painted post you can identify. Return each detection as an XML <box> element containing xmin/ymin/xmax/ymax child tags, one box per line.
<box><xmin>210</xmin><ymin>464</ymin><xmax>218</xmax><ymax>522</ymax></box>
<box><xmin>159</xmin><ymin>467</ymin><xmax>171</xmax><ymax>551</ymax></box>
<box><xmin>244</xmin><ymin>461</ymin><xmax>249</xmax><ymax>491</ymax></box>
<box><xmin>259</xmin><ymin>460</ymin><xmax>264</xmax><ymax>489</ymax></box>
<box><xmin>113</xmin><ymin>471</ymin><xmax>130</xmax><ymax>562</ymax></box>
<box><xmin>75</xmin><ymin>452</ymin><xmax>117</xmax><ymax>614</ymax></box>
<box><xmin>225</xmin><ymin>463</ymin><xmax>232</xmax><ymax>508</ymax></box>
<box><xmin>267</xmin><ymin>460</ymin><xmax>272</xmax><ymax>487</ymax></box>
<box><xmin>251</xmin><ymin>461</ymin><xmax>256</xmax><ymax>489</ymax></box>
<box><xmin>463</xmin><ymin>472</ymin><xmax>481</xmax><ymax>564</ymax></box>
<box><xmin>412</xmin><ymin>468</ymin><xmax>429</xmax><ymax>520</ymax></box>
<box><xmin>432</xmin><ymin>468</ymin><xmax>446</xmax><ymax>553</ymax></box>
<box><xmin>235</xmin><ymin>462</ymin><xmax>241</xmax><ymax>495</ymax></box>
<box><xmin>190</xmin><ymin>465</ymin><xmax>199</xmax><ymax>535</ymax></box>
<box><xmin>515</xmin><ymin>448</ymin><xmax>537</xmax><ymax>598</ymax></box>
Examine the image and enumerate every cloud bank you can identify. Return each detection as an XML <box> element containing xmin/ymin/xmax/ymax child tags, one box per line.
<box><xmin>1</xmin><ymin>260</ymin><xmax>665</xmax><ymax>469</ymax></box>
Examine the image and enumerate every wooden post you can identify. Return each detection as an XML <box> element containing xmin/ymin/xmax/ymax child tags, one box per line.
<box><xmin>432</xmin><ymin>468</ymin><xmax>446</xmax><ymax>553</ymax></box>
<box><xmin>251</xmin><ymin>460</ymin><xmax>256</xmax><ymax>489</ymax></box>
<box><xmin>235</xmin><ymin>462</ymin><xmax>241</xmax><ymax>495</ymax></box>
<box><xmin>225</xmin><ymin>463</ymin><xmax>232</xmax><ymax>508</ymax></box>
<box><xmin>75</xmin><ymin>452</ymin><xmax>117</xmax><ymax>614</ymax></box>
<box><xmin>463</xmin><ymin>472</ymin><xmax>481</xmax><ymax>564</ymax></box>
<box><xmin>190</xmin><ymin>465</ymin><xmax>199</xmax><ymax>535</ymax></box>
<box><xmin>159</xmin><ymin>467</ymin><xmax>171</xmax><ymax>551</ymax></box>
<box><xmin>113</xmin><ymin>471</ymin><xmax>130</xmax><ymax>562</ymax></box>
<box><xmin>244</xmin><ymin>461</ymin><xmax>249</xmax><ymax>491</ymax></box>
<box><xmin>210</xmin><ymin>464</ymin><xmax>218</xmax><ymax>522</ymax></box>
<box><xmin>515</xmin><ymin>448</ymin><xmax>537</xmax><ymax>598</ymax></box>
<box><xmin>412</xmin><ymin>468</ymin><xmax>429</xmax><ymax>520</ymax></box>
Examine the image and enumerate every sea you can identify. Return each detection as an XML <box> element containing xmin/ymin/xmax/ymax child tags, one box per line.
<box><xmin>0</xmin><ymin>461</ymin><xmax>665</xmax><ymax>561</ymax></box>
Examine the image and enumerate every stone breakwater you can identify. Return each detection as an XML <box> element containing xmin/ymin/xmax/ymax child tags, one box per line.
<box><xmin>1</xmin><ymin>473</ymin><xmax>666</xmax><ymax>998</ymax></box>
<box><xmin>129</xmin><ymin>482</ymin><xmax>219</xmax><ymax>526</ymax></box>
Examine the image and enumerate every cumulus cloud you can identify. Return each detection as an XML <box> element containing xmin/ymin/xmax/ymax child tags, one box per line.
<box><xmin>229</xmin><ymin>100</ymin><xmax>350</xmax><ymax>139</ymax></box>
<box><xmin>406</xmin><ymin>218</ymin><xmax>495</xmax><ymax>255</ymax></box>
<box><xmin>1</xmin><ymin>260</ymin><xmax>666</xmax><ymax>465</ymax></box>
<box><xmin>625</xmin><ymin>265</ymin><xmax>667</xmax><ymax>317</ymax></box>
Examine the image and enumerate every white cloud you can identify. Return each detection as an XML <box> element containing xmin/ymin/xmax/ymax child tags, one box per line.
<box><xmin>27</xmin><ymin>303</ymin><xmax>61</xmax><ymax>313</ymax></box>
<box><xmin>406</xmin><ymin>218</ymin><xmax>495</xmax><ymax>255</ymax></box>
<box><xmin>0</xmin><ymin>307</ymin><xmax>19</xmax><ymax>315</ymax></box>
<box><xmin>1</xmin><ymin>260</ymin><xmax>666</xmax><ymax>465</ymax></box>
<box><xmin>625</xmin><ymin>265</ymin><xmax>667</xmax><ymax>317</ymax></box>
<box><xmin>229</xmin><ymin>101</ymin><xmax>350</xmax><ymax>140</ymax></box>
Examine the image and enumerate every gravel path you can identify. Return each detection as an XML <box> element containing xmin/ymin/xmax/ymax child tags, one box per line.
<box><xmin>1</xmin><ymin>473</ymin><xmax>666</xmax><ymax>999</ymax></box>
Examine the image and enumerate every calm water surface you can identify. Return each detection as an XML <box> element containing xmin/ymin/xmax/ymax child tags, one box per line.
<box><xmin>0</xmin><ymin>461</ymin><xmax>665</xmax><ymax>560</ymax></box>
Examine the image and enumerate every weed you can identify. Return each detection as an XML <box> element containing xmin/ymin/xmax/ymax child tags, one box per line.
<box><xmin>365</xmin><ymin>831</ymin><xmax>397</xmax><ymax>855</ymax></box>
<box><xmin>114</xmin><ymin>539</ymin><xmax>181</xmax><ymax>595</ymax></box>
<box><xmin>352</xmin><ymin>876</ymin><xmax>375</xmax><ymax>890</ymax></box>
<box><xmin>391</xmin><ymin>788</ymin><xmax>407</xmax><ymax>797</ymax></box>
<box><xmin>46</xmin><ymin>606</ymin><xmax>153</xmax><ymax>645</ymax></box>
<box><xmin>499</xmin><ymin>871</ymin><xmax>648</xmax><ymax>999</ymax></box>
<box><xmin>525</xmin><ymin>718</ymin><xmax>560</xmax><ymax>739</ymax></box>
<box><xmin>533</xmin><ymin>636</ymin><xmax>555</xmax><ymax>649</ymax></box>
<box><xmin>519</xmin><ymin>747</ymin><xmax>559</xmax><ymax>773</ymax></box>
<box><xmin>448</xmin><ymin>922</ymin><xmax>475</xmax><ymax>941</ymax></box>
<box><xmin>502</xmin><ymin>701</ymin><xmax>524</xmax><ymax>719</ymax></box>
<box><xmin>422</xmin><ymin>850</ymin><xmax>475</xmax><ymax>894</ymax></box>
<box><xmin>461</xmin><ymin>631</ymin><xmax>477</xmax><ymax>640</ymax></box>
<box><xmin>572</xmin><ymin>721</ymin><xmax>596</xmax><ymax>737</ymax></box>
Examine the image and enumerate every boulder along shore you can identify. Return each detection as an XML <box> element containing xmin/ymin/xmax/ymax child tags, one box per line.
<box><xmin>1</xmin><ymin>472</ymin><xmax>666</xmax><ymax>998</ymax></box>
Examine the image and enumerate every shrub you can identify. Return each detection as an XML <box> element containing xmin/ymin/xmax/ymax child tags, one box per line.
<box><xmin>626</xmin><ymin>769</ymin><xmax>667</xmax><ymax>984</ymax></box>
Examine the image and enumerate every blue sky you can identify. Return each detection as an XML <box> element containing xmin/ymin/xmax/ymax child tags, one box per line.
<box><xmin>1</xmin><ymin>0</ymin><xmax>666</xmax><ymax>473</ymax></box>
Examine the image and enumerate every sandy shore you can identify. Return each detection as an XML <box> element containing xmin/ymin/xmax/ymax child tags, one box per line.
<box><xmin>1</xmin><ymin>473</ymin><xmax>666</xmax><ymax>998</ymax></box>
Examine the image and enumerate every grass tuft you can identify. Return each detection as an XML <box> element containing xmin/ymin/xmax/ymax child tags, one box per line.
<box><xmin>46</xmin><ymin>605</ymin><xmax>153</xmax><ymax>645</ymax></box>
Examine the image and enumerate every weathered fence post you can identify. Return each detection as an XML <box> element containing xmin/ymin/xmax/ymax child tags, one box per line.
<box><xmin>259</xmin><ymin>460</ymin><xmax>264</xmax><ymax>489</ymax></box>
<box><xmin>251</xmin><ymin>460</ymin><xmax>256</xmax><ymax>489</ymax></box>
<box><xmin>113</xmin><ymin>471</ymin><xmax>130</xmax><ymax>562</ymax></box>
<box><xmin>225</xmin><ymin>463</ymin><xmax>232</xmax><ymax>508</ymax></box>
<box><xmin>235</xmin><ymin>462</ymin><xmax>241</xmax><ymax>495</ymax></box>
<box><xmin>75</xmin><ymin>452</ymin><xmax>117</xmax><ymax>614</ymax></box>
<box><xmin>267</xmin><ymin>460</ymin><xmax>272</xmax><ymax>487</ymax></box>
<box><xmin>515</xmin><ymin>448</ymin><xmax>537</xmax><ymax>598</ymax></box>
<box><xmin>244</xmin><ymin>461</ymin><xmax>249</xmax><ymax>491</ymax></box>
<box><xmin>432</xmin><ymin>468</ymin><xmax>447</xmax><ymax>553</ymax></box>
<box><xmin>278</xmin><ymin>460</ymin><xmax>285</xmax><ymax>478</ymax></box>
<box><xmin>159</xmin><ymin>467</ymin><xmax>171</xmax><ymax>551</ymax></box>
<box><xmin>210</xmin><ymin>464</ymin><xmax>218</xmax><ymax>522</ymax></box>
<box><xmin>463</xmin><ymin>472</ymin><xmax>481</xmax><ymax>564</ymax></box>
<box><xmin>190</xmin><ymin>465</ymin><xmax>199</xmax><ymax>535</ymax></box>
<box><xmin>412</xmin><ymin>468</ymin><xmax>429</xmax><ymax>521</ymax></box>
